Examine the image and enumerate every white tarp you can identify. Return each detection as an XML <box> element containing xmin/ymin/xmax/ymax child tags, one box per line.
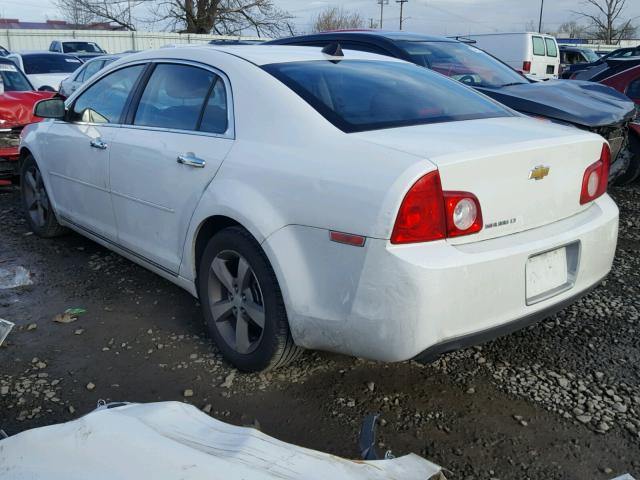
<box><xmin>0</xmin><ymin>401</ymin><xmax>444</xmax><ymax>480</ymax></box>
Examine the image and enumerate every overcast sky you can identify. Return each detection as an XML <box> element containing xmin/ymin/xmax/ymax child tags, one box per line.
<box><xmin>1</xmin><ymin>0</ymin><xmax>639</xmax><ymax>35</ymax></box>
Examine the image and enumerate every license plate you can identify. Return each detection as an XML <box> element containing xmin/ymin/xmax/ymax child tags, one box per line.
<box><xmin>526</xmin><ymin>247</ymin><xmax>568</xmax><ymax>301</ymax></box>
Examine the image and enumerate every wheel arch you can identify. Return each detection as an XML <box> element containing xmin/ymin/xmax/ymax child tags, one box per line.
<box><xmin>193</xmin><ymin>215</ymin><xmax>242</xmax><ymax>281</ymax></box>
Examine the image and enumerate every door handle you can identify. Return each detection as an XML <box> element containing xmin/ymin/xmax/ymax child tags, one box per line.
<box><xmin>177</xmin><ymin>154</ymin><xmax>206</xmax><ymax>168</ymax></box>
<box><xmin>90</xmin><ymin>139</ymin><xmax>108</xmax><ymax>150</ymax></box>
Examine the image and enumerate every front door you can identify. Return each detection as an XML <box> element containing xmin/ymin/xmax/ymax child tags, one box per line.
<box><xmin>109</xmin><ymin>62</ymin><xmax>234</xmax><ymax>273</ymax></box>
<box><xmin>45</xmin><ymin>64</ymin><xmax>146</xmax><ymax>240</ymax></box>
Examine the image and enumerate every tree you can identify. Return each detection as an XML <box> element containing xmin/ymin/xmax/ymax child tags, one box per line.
<box><xmin>55</xmin><ymin>0</ymin><xmax>141</xmax><ymax>30</ymax></box>
<box><xmin>557</xmin><ymin>21</ymin><xmax>589</xmax><ymax>38</ymax></box>
<box><xmin>573</xmin><ymin>0</ymin><xmax>637</xmax><ymax>43</ymax></box>
<box><xmin>155</xmin><ymin>0</ymin><xmax>294</xmax><ymax>36</ymax></box>
<box><xmin>311</xmin><ymin>6</ymin><xmax>364</xmax><ymax>33</ymax></box>
<box><xmin>54</xmin><ymin>0</ymin><xmax>98</xmax><ymax>25</ymax></box>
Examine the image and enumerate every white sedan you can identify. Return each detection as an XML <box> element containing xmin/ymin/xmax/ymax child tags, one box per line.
<box><xmin>20</xmin><ymin>45</ymin><xmax>618</xmax><ymax>371</ymax></box>
<box><xmin>6</xmin><ymin>52</ymin><xmax>82</xmax><ymax>91</ymax></box>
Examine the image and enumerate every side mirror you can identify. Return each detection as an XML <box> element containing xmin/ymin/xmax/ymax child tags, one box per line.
<box><xmin>34</xmin><ymin>98</ymin><xmax>66</xmax><ymax>119</ymax></box>
<box><xmin>38</xmin><ymin>85</ymin><xmax>56</xmax><ymax>92</ymax></box>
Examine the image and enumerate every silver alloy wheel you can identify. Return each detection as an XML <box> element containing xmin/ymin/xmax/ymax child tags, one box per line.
<box><xmin>208</xmin><ymin>250</ymin><xmax>266</xmax><ymax>354</ymax></box>
<box><xmin>23</xmin><ymin>165</ymin><xmax>49</xmax><ymax>228</ymax></box>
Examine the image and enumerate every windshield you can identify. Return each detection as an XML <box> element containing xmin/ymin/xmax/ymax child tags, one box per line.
<box><xmin>582</xmin><ymin>49</ymin><xmax>600</xmax><ymax>62</ymax></box>
<box><xmin>0</xmin><ymin>62</ymin><xmax>33</xmax><ymax>91</ymax></box>
<box><xmin>398</xmin><ymin>40</ymin><xmax>528</xmax><ymax>88</ymax></box>
<box><xmin>22</xmin><ymin>54</ymin><xmax>82</xmax><ymax>74</ymax></box>
<box><xmin>264</xmin><ymin>60</ymin><xmax>512</xmax><ymax>133</ymax></box>
<box><xmin>62</xmin><ymin>42</ymin><xmax>104</xmax><ymax>53</ymax></box>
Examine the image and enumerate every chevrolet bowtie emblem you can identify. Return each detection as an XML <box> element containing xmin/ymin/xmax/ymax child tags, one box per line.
<box><xmin>529</xmin><ymin>165</ymin><xmax>550</xmax><ymax>181</ymax></box>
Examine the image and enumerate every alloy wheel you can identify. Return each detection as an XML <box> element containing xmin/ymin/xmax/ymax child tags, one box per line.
<box><xmin>207</xmin><ymin>250</ymin><xmax>266</xmax><ymax>354</ymax></box>
<box><xmin>23</xmin><ymin>165</ymin><xmax>49</xmax><ymax>228</ymax></box>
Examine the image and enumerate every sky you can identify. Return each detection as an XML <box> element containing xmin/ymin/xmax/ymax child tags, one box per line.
<box><xmin>1</xmin><ymin>0</ymin><xmax>639</xmax><ymax>36</ymax></box>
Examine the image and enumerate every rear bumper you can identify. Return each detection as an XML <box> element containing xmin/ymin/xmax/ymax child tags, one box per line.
<box><xmin>265</xmin><ymin>195</ymin><xmax>618</xmax><ymax>362</ymax></box>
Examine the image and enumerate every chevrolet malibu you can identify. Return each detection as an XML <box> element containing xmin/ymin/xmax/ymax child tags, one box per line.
<box><xmin>20</xmin><ymin>46</ymin><xmax>618</xmax><ymax>371</ymax></box>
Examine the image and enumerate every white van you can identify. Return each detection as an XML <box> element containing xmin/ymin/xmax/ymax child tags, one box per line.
<box><xmin>464</xmin><ymin>32</ymin><xmax>560</xmax><ymax>80</ymax></box>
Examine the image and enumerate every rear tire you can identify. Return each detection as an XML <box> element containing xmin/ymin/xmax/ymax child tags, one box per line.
<box><xmin>20</xmin><ymin>154</ymin><xmax>66</xmax><ymax>238</ymax></box>
<box><xmin>198</xmin><ymin>226</ymin><xmax>302</xmax><ymax>372</ymax></box>
<box><xmin>615</xmin><ymin>153</ymin><xmax>640</xmax><ymax>185</ymax></box>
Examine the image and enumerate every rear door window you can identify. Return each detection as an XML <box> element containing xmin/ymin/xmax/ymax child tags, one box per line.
<box><xmin>199</xmin><ymin>77</ymin><xmax>229</xmax><ymax>134</ymax></box>
<box><xmin>627</xmin><ymin>78</ymin><xmax>640</xmax><ymax>100</ymax></box>
<box><xmin>79</xmin><ymin>60</ymin><xmax>104</xmax><ymax>82</ymax></box>
<box><xmin>133</xmin><ymin>63</ymin><xmax>216</xmax><ymax>131</ymax></box>
<box><xmin>544</xmin><ymin>38</ymin><xmax>557</xmax><ymax>57</ymax></box>
<box><xmin>532</xmin><ymin>36</ymin><xmax>545</xmax><ymax>56</ymax></box>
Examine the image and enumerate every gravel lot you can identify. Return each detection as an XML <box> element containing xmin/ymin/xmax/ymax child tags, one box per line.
<box><xmin>1</xmin><ymin>182</ymin><xmax>639</xmax><ymax>479</ymax></box>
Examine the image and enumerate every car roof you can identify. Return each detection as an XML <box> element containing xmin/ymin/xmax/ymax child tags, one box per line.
<box><xmin>272</xmin><ymin>30</ymin><xmax>457</xmax><ymax>43</ymax></box>
<box><xmin>10</xmin><ymin>51</ymin><xmax>78</xmax><ymax>56</ymax></box>
<box><xmin>126</xmin><ymin>45</ymin><xmax>408</xmax><ymax>66</ymax></box>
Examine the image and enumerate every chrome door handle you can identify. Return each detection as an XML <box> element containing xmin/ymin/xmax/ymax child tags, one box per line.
<box><xmin>177</xmin><ymin>154</ymin><xmax>206</xmax><ymax>168</ymax></box>
<box><xmin>90</xmin><ymin>139</ymin><xmax>108</xmax><ymax>150</ymax></box>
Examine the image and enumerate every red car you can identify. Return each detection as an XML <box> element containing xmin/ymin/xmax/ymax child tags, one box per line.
<box><xmin>600</xmin><ymin>64</ymin><xmax>640</xmax><ymax>183</ymax></box>
<box><xmin>0</xmin><ymin>58</ymin><xmax>55</xmax><ymax>185</ymax></box>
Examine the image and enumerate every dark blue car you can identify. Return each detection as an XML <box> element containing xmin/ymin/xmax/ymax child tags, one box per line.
<box><xmin>266</xmin><ymin>31</ymin><xmax>638</xmax><ymax>183</ymax></box>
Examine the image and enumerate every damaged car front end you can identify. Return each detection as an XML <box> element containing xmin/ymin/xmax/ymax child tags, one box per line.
<box><xmin>0</xmin><ymin>60</ymin><xmax>54</xmax><ymax>184</ymax></box>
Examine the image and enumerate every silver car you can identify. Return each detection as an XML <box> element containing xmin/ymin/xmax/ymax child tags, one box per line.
<box><xmin>59</xmin><ymin>55</ymin><xmax>121</xmax><ymax>98</ymax></box>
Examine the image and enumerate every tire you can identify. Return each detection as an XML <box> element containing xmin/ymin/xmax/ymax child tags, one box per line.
<box><xmin>198</xmin><ymin>226</ymin><xmax>302</xmax><ymax>372</ymax></box>
<box><xmin>615</xmin><ymin>152</ymin><xmax>640</xmax><ymax>186</ymax></box>
<box><xmin>20</xmin><ymin>154</ymin><xmax>66</xmax><ymax>238</ymax></box>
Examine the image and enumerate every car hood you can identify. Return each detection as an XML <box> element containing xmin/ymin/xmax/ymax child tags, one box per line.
<box><xmin>0</xmin><ymin>90</ymin><xmax>56</xmax><ymax>127</ymax></box>
<box><xmin>476</xmin><ymin>80</ymin><xmax>635</xmax><ymax>128</ymax></box>
<box><xmin>26</xmin><ymin>73</ymin><xmax>68</xmax><ymax>90</ymax></box>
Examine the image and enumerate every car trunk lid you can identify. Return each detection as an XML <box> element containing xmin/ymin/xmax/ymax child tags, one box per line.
<box><xmin>353</xmin><ymin>117</ymin><xmax>607</xmax><ymax>243</ymax></box>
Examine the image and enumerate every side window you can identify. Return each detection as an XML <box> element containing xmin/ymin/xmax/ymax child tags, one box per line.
<box><xmin>80</xmin><ymin>60</ymin><xmax>104</xmax><ymax>82</ymax></box>
<box><xmin>627</xmin><ymin>78</ymin><xmax>640</xmax><ymax>100</ymax></box>
<box><xmin>134</xmin><ymin>63</ymin><xmax>215</xmax><ymax>131</ymax></box>
<box><xmin>544</xmin><ymin>38</ymin><xmax>557</xmax><ymax>57</ymax></box>
<box><xmin>339</xmin><ymin>41</ymin><xmax>391</xmax><ymax>57</ymax></box>
<box><xmin>72</xmin><ymin>64</ymin><xmax>144</xmax><ymax>124</ymax></box>
<box><xmin>200</xmin><ymin>77</ymin><xmax>229</xmax><ymax>134</ymax></box>
<box><xmin>532</xmin><ymin>36</ymin><xmax>545</xmax><ymax>56</ymax></box>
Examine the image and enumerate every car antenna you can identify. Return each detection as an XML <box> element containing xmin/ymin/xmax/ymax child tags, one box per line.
<box><xmin>322</xmin><ymin>41</ymin><xmax>344</xmax><ymax>58</ymax></box>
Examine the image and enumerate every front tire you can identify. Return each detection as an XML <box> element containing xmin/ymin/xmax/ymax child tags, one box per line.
<box><xmin>198</xmin><ymin>226</ymin><xmax>301</xmax><ymax>372</ymax></box>
<box><xmin>20</xmin><ymin>154</ymin><xmax>66</xmax><ymax>238</ymax></box>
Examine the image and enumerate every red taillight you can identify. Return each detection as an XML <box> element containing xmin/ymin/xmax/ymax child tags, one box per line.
<box><xmin>391</xmin><ymin>171</ymin><xmax>482</xmax><ymax>244</ymax></box>
<box><xmin>522</xmin><ymin>61</ymin><xmax>531</xmax><ymax>73</ymax></box>
<box><xmin>580</xmin><ymin>143</ymin><xmax>610</xmax><ymax>205</ymax></box>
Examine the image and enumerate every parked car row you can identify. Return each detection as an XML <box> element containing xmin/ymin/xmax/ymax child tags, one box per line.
<box><xmin>17</xmin><ymin>41</ymin><xmax>620</xmax><ymax>371</ymax></box>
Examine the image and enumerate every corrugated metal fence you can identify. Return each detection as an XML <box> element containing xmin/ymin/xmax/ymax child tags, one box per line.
<box><xmin>0</xmin><ymin>29</ymin><xmax>263</xmax><ymax>53</ymax></box>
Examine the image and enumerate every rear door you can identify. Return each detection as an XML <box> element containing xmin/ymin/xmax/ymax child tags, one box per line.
<box><xmin>530</xmin><ymin>35</ymin><xmax>549</xmax><ymax>79</ymax></box>
<box><xmin>108</xmin><ymin>61</ymin><xmax>234</xmax><ymax>273</ymax></box>
<box><xmin>543</xmin><ymin>37</ymin><xmax>559</xmax><ymax>78</ymax></box>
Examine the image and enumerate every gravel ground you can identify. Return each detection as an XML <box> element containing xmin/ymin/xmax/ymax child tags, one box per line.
<box><xmin>1</xmin><ymin>182</ymin><xmax>639</xmax><ymax>479</ymax></box>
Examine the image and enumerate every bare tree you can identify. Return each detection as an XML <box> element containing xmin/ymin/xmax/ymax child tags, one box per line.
<box><xmin>311</xmin><ymin>6</ymin><xmax>364</xmax><ymax>33</ymax></box>
<box><xmin>54</xmin><ymin>0</ymin><xmax>98</xmax><ymax>25</ymax></box>
<box><xmin>55</xmin><ymin>0</ymin><xmax>141</xmax><ymax>30</ymax></box>
<box><xmin>557</xmin><ymin>21</ymin><xmax>589</xmax><ymax>38</ymax></box>
<box><xmin>154</xmin><ymin>0</ymin><xmax>294</xmax><ymax>36</ymax></box>
<box><xmin>573</xmin><ymin>0</ymin><xmax>637</xmax><ymax>43</ymax></box>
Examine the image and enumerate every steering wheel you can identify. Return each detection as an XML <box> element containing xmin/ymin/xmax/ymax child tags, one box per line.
<box><xmin>458</xmin><ymin>74</ymin><xmax>476</xmax><ymax>85</ymax></box>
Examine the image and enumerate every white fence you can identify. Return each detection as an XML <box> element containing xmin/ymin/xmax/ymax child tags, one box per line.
<box><xmin>0</xmin><ymin>29</ymin><xmax>263</xmax><ymax>53</ymax></box>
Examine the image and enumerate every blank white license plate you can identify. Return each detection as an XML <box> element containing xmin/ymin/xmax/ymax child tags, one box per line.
<box><xmin>526</xmin><ymin>247</ymin><xmax>568</xmax><ymax>300</ymax></box>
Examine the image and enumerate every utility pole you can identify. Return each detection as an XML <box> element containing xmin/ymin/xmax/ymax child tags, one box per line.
<box><xmin>369</xmin><ymin>18</ymin><xmax>376</xmax><ymax>29</ymax></box>
<box><xmin>538</xmin><ymin>0</ymin><xmax>544</xmax><ymax>33</ymax></box>
<box><xmin>396</xmin><ymin>0</ymin><xmax>408</xmax><ymax>30</ymax></box>
<box><xmin>377</xmin><ymin>0</ymin><xmax>389</xmax><ymax>29</ymax></box>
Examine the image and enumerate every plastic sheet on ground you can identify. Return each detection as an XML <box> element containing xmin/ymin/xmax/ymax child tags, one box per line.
<box><xmin>0</xmin><ymin>401</ymin><xmax>445</xmax><ymax>480</ymax></box>
<box><xmin>0</xmin><ymin>266</ymin><xmax>33</xmax><ymax>289</ymax></box>
<box><xmin>0</xmin><ymin>318</ymin><xmax>14</xmax><ymax>346</ymax></box>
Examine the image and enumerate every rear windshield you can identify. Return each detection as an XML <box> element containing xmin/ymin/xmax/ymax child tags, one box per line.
<box><xmin>62</xmin><ymin>42</ymin><xmax>104</xmax><ymax>53</ymax></box>
<box><xmin>263</xmin><ymin>60</ymin><xmax>512</xmax><ymax>133</ymax></box>
<box><xmin>22</xmin><ymin>54</ymin><xmax>82</xmax><ymax>74</ymax></box>
<box><xmin>0</xmin><ymin>62</ymin><xmax>32</xmax><ymax>91</ymax></box>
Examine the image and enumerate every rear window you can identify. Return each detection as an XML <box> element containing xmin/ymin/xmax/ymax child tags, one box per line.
<box><xmin>532</xmin><ymin>36</ymin><xmax>545</xmax><ymax>56</ymax></box>
<box><xmin>0</xmin><ymin>62</ymin><xmax>32</xmax><ymax>91</ymax></box>
<box><xmin>62</xmin><ymin>42</ymin><xmax>103</xmax><ymax>54</ymax></box>
<box><xmin>263</xmin><ymin>60</ymin><xmax>512</xmax><ymax>133</ymax></box>
<box><xmin>544</xmin><ymin>38</ymin><xmax>557</xmax><ymax>57</ymax></box>
<box><xmin>22</xmin><ymin>54</ymin><xmax>82</xmax><ymax>74</ymax></box>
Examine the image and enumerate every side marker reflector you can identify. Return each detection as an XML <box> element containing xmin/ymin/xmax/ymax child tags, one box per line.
<box><xmin>330</xmin><ymin>231</ymin><xmax>366</xmax><ymax>247</ymax></box>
